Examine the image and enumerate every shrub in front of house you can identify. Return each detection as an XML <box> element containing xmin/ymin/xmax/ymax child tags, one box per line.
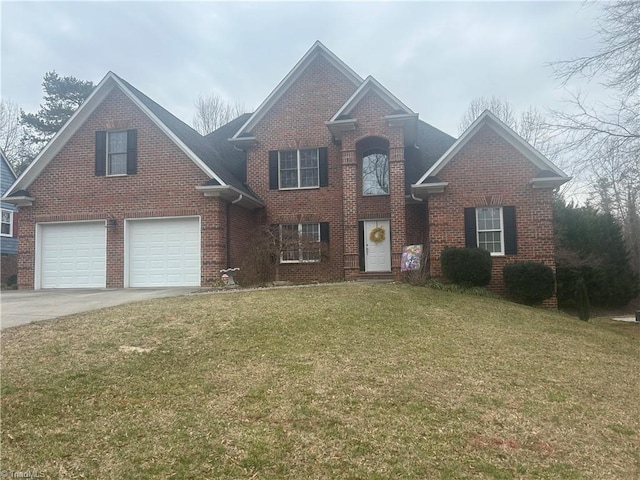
<box><xmin>503</xmin><ymin>261</ymin><xmax>555</xmax><ymax>305</ymax></box>
<box><xmin>440</xmin><ymin>247</ymin><xmax>492</xmax><ymax>287</ymax></box>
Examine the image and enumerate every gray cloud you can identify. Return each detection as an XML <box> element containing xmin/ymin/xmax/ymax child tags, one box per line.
<box><xmin>2</xmin><ymin>1</ymin><xmax>603</xmax><ymax>137</ymax></box>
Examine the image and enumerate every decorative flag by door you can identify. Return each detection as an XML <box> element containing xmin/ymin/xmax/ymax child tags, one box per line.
<box><xmin>401</xmin><ymin>244</ymin><xmax>423</xmax><ymax>271</ymax></box>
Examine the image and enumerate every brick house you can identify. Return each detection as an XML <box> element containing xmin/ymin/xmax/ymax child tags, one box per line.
<box><xmin>2</xmin><ymin>42</ymin><xmax>569</xmax><ymax>298</ymax></box>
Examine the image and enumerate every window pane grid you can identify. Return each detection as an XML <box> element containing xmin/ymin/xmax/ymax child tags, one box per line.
<box><xmin>476</xmin><ymin>207</ymin><xmax>503</xmax><ymax>255</ymax></box>
<box><xmin>280</xmin><ymin>223</ymin><xmax>321</xmax><ymax>263</ymax></box>
<box><xmin>278</xmin><ymin>149</ymin><xmax>319</xmax><ymax>189</ymax></box>
<box><xmin>107</xmin><ymin>131</ymin><xmax>127</xmax><ymax>175</ymax></box>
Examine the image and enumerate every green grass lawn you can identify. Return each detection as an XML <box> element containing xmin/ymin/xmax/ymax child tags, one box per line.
<box><xmin>1</xmin><ymin>283</ymin><xmax>638</xmax><ymax>479</ymax></box>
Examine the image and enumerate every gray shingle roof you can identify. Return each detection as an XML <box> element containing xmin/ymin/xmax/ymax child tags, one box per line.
<box><xmin>404</xmin><ymin>120</ymin><xmax>456</xmax><ymax>192</ymax></box>
<box><xmin>115</xmin><ymin>75</ymin><xmax>254</xmax><ymax>196</ymax></box>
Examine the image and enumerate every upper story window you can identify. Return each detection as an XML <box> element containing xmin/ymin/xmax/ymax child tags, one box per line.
<box><xmin>1</xmin><ymin>209</ymin><xmax>13</xmax><ymax>237</ymax></box>
<box><xmin>476</xmin><ymin>207</ymin><xmax>504</xmax><ymax>255</ymax></box>
<box><xmin>269</xmin><ymin>148</ymin><xmax>328</xmax><ymax>190</ymax></box>
<box><xmin>362</xmin><ymin>148</ymin><xmax>389</xmax><ymax>195</ymax></box>
<box><xmin>95</xmin><ymin>129</ymin><xmax>137</xmax><ymax>177</ymax></box>
<box><xmin>107</xmin><ymin>131</ymin><xmax>128</xmax><ymax>176</ymax></box>
<box><xmin>279</xmin><ymin>149</ymin><xmax>319</xmax><ymax>189</ymax></box>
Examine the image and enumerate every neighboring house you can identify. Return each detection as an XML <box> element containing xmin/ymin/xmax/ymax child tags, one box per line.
<box><xmin>2</xmin><ymin>42</ymin><xmax>569</xmax><ymax>304</ymax></box>
<box><xmin>1</xmin><ymin>149</ymin><xmax>18</xmax><ymax>284</ymax></box>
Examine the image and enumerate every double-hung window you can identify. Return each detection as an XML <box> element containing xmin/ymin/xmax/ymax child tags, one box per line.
<box><xmin>476</xmin><ymin>207</ymin><xmax>504</xmax><ymax>255</ymax></box>
<box><xmin>107</xmin><ymin>131</ymin><xmax>128</xmax><ymax>176</ymax></box>
<box><xmin>279</xmin><ymin>149</ymin><xmax>319</xmax><ymax>189</ymax></box>
<box><xmin>1</xmin><ymin>209</ymin><xmax>13</xmax><ymax>237</ymax></box>
<box><xmin>95</xmin><ymin>129</ymin><xmax>137</xmax><ymax>177</ymax></box>
<box><xmin>280</xmin><ymin>223</ymin><xmax>321</xmax><ymax>263</ymax></box>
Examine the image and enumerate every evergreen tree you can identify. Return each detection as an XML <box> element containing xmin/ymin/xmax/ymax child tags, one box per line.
<box><xmin>20</xmin><ymin>71</ymin><xmax>94</xmax><ymax>151</ymax></box>
<box><xmin>554</xmin><ymin>197</ymin><xmax>639</xmax><ymax>308</ymax></box>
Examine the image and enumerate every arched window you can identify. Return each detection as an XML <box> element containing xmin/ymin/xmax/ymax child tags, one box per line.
<box><xmin>362</xmin><ymin>148</ymin><xmax>389</xmax><ymax>195</ymax></box>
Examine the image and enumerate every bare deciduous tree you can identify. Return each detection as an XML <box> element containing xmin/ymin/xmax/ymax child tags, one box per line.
<box><xmin>192</xmin><ymin>93</ymin><xmax>247</xmax><ymax>135</ymax></box>
<box><xmin>548</xmin><ymin>1</ymin><xmax>640</xmax><ymax>276</ymax></box>
<box><xmin>0</xmin><ymin>98</ymin><xmax>36</xmax><ymax>174</ymax></box>
<box><xmin>0</xmin><ymin>99</ymin><xmax>22</xmax><ymax>161</ymax></box>
<box><xmin>552</xmin><ymin>1</ymin><xmax>640</xmax><ymax>98</ymax></box>
<box><xmin>458</xmin><ymin>96</ymin><xmax>557</xmax><ymax>159</ymax></box>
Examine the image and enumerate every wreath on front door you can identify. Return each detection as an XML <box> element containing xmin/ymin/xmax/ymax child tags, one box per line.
<box><xmin>369</xmin><ymin>226</ymin><xmax>386</xmax><ymax>244</ymax></box>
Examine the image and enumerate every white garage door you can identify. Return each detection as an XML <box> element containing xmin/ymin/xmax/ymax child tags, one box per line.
<box><xmin>127</xmin><ymin>217</ymin><xmax>201</xmax><ymax>287</ymax></box>
<box><xmin>39</xmin><ymin>221</ymin><xmax>106</xmax><ymax>289</ymax></box>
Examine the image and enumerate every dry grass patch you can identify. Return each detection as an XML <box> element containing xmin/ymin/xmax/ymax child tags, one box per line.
<box><xmin>1</xmin><ymin>283</ymin><xmax>638</xmax><ymax>479</ymax></box>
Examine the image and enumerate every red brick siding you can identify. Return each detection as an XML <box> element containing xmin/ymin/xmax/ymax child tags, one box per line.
<box><xmin>427</xmin><ymin>124</ymin><xmax>557</xmax><ymax>306</ymax></box>
<box><xmin>17</xmin><ymin>88</ymin><xmax>227</xmax><ymax>289</ymax></box>
<box><xmin>227</xmin><ymin>204</ymin><xmax>260</xmax><ymax>285</ymax></box>
<box><xmin>245</xmin><ymin>54</ymin><xmax>358</xmax><ymax>282</ymax></box>
<box><xmin>406</xmin><ymin>203</ymin><xmax>427</xmax><ymax>246</ymax></box>
<box><xmin>340</xmin><ymin>90</ymin><xmax>407</xmax><ymax>279</ymax></box>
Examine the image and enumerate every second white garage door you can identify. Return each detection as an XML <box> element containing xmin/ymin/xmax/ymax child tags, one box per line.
<box><xmin>127</xmin><ymin>217</ymin><xmax>201</xmax><ymax>287</ymax></box>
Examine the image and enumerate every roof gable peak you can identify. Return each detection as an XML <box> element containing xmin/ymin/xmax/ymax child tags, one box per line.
<box><xmin>414</xmin><ymin>109</ymin><xmax>569</xmax><ymax>186</ymax></box>
<box><xmin>329</xmin><ymin>75</ymin><xmax>414</xmax><ymax>122</ymax></box>
<box><xmin>4</xmin><ymin>71</ymin><xmax>230</xmax><ymax>198</ymax></box>
<box><xmin>231</xmin><ymin>41</ymin><xmax>363</xmax><ymax>141</ymax></box>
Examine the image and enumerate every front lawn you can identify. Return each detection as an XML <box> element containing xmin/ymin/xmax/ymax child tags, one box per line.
<box><xmin>1</xmin><ymin>283</ymin><xmax>638</xmax><ymax>479</ymax></box>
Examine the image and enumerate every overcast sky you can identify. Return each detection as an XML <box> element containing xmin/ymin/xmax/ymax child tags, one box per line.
<box><xmin>1</xmin><ymin>1</ymin><xmax>605</xmax><ymax>137</ymax></box>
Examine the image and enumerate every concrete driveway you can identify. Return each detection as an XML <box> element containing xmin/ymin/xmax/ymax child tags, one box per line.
<box><xmin>0</xmin><ymin>287</ymin><xmax>202</xmax><ymax>330</ymax></box>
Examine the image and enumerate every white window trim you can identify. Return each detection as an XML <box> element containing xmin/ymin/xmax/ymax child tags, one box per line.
<box><xmin>278</xmin><ymin>148</ymin><xmax>319</xmax><ymax>190</ymax></box>
<box><xmin>1</xmin><ymin>209</ymin><xmax>13</xmax><ymax>237</ymax></box>
<box><xmin>279</xmin><ymin>223</ymin><xmax>321</xmax><ymax>264</ymax></box>
<box><xmin>476</xmin><ymin>207</ymin><xmax>505</xmax><ymax>256</ymax></box>
<box><xmin>106</xmin><ymin>130</ymin><xmax>128</xmax><ymax>177</ymax></box>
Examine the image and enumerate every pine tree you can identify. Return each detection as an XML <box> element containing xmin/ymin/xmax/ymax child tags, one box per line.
<box><xmin>20</xmin><ymin>71</ymin><xmax>94</xmax><ymax>148</ymax></box>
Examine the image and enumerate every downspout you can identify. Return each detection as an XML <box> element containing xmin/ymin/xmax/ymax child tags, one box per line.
<box><xmin>226</xmin><ymin>202</ymin><xmax>231</xmax><ymax>268</ymax></box>
<box><xmin>226</xmin><ymin>193</ymin><xmax>244</xmax><ymax>268</ymax></box>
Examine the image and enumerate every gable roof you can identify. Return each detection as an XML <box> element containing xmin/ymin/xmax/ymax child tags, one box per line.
<box><xmin>329</xmin><ymin>76</ymin><xmax>414</xmax><ymax>121</ymax></box>
<box><xmin>4</xmin><ymin>72</ymin><xmax>258</xmax><ymax>202</ymax></box>
<box><xmin>415</xmin><ymin>110</ymin><xmax>570</xmax><ymax>185</ymax></box>
<box><xmin>230</xmin><ymin>41</ymin><xmax>363</xmax><ymax>142</ymax></box>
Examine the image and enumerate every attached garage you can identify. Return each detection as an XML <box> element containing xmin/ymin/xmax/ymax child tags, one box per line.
<box><xmin>37</xmin><ymin>221</ymin><xmax>106</xmax><ymax>289</ymax></box>
<box><xmin>126</xmin><ymin>216</ymin><xmax>201</xmax><ymax>287</ymax></box>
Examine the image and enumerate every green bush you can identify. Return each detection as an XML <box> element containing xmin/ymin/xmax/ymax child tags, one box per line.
<box><xmin>554</xmin><ymin>199</ymin><xmax>639</xmax><ymax>308</ymax></box>
<box><xmin>440</xmin><ymin>247</ymin><xmax>492</xmax><ymax>287</ymax></box>
<box><xmin>503</xmin><ymin>262</ymin><xmax>555</xmax><ymax>305</ymax></box>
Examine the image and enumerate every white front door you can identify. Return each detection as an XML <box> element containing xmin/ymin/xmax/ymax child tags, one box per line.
<box><xmin>364</xmin><ymin>220</ymin><xmax>391</xmax><ymax>272</ymax></box>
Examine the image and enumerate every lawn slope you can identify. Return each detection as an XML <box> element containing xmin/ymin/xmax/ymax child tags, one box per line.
<box><xmin>1</xmin><ymin>283</ymin><xmax>638</xmax><ymax>479</ymax></box>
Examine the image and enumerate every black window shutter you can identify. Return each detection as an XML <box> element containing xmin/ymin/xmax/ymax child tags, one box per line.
<box><xmin>319</xmin><ymin>147</ymin><xmax>328</xmax><ymax>187</ymax></box>
<box><xmin>464</xmin><ymin>207</ymin><xmax>477</xmax><ymax>248</ymax></box>
<box><xmin>358</xmin><ymin>221</ymin><xmax>365</xmax><ymax>271</ymax></box>
<box><xmin>269</xmin><ymin>151</ymin><xmax>279</xmax><ymax>190</ymax></box>
<box><xmin>95</xmin><ymin>131</ymin><xmax>106</xmax><ymax>176</ymax></box>
<box><xmin>127</xmin><ymin>129</ymin><xmax>137</xmax><ymax>174</ymax></box>
<box><xmin>320</xmin><ymin>222</ymin><xmax>329</xmax><ymax>242</ymax></box>
<box><xmin>503</xmin><ymin>206</ymin><xmax>517</xmax><ymax>254</ymax></box>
